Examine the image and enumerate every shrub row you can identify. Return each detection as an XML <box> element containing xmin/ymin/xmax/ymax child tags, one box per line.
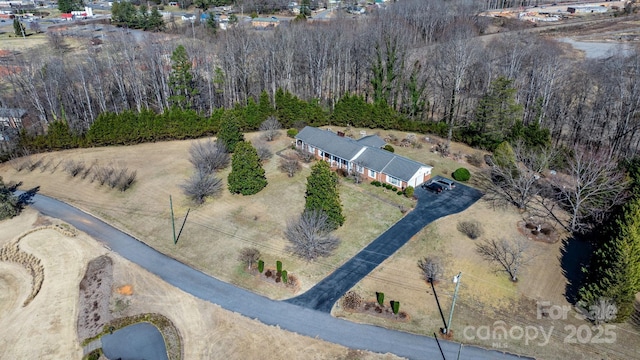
<box><xmin>15</xmin><ymin>90</ymin><xmax>453</xmax><ymax>156</ymax></box>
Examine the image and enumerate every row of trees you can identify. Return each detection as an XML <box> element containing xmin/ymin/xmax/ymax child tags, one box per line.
<box><xmin>7</xmin><ymin>1</ymin><xmax>640</xmax><ymax>158</ymax></box>
<box><xmin>111</xmin><ymin>2</ymin><xmax>165</xmax><ymax>31</ymax></box>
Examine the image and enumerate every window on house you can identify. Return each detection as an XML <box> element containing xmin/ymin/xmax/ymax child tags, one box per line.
<box><xmin>368</xmin><ymin>169</ymin><xmax>376</xmax><ymax>178</ymax></box>
<box><xmin>357</xmin><ymin>165</ymin><xmax>364</xmax><ymax>174</ymax></box>
<box><xmin>387</xmin><ymin>176</ymin><xmax>401</xmax><ymax>186</ymax></box>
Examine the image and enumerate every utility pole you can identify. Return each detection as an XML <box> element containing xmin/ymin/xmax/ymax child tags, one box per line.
<box><xmin>445</xmin><ymin>272</ymin><xmax>462</xmax><ymax>335</ymax></box>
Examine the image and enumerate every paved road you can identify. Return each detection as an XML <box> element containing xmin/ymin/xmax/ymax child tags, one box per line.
<box><xmin>287</xmin><ymin>177</ymin><xmax>483</xmax><ymax>312</ymax></box>
<box><xmin>19</xmin><ymin>190</ymin><xmax>529</xmax><ymax>360</ymax></box>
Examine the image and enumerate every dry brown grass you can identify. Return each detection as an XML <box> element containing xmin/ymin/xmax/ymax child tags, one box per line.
<box><xmin>1</xmin><ymin>133</ymin><xmax>403</xmax><ymax>299</ymax></box>
<box><xmin>4</xmin><ymin>128</ymin><xmax>639</xmax><ymax>358</ymax></box>
<box><xmin>0</xmin><ymin>210</ymin><xmax>403</xmax><ymax>360</ymax></box>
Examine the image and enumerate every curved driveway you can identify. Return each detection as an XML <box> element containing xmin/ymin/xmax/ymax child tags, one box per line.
<box><xmin>287</xmin><ymin>178</ymin><xmax>483</xmax><ymax>311</ymax></box>
<box><xmin>20</xmin><ymin>189</ymin><xmax>529</xmax><ymax>360</ymax></box>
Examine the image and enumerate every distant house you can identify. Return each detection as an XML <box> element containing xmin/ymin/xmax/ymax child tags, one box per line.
<box><xmin>0</xmin><ymin>108</ymin><xmax>26</xmax><ymax>130</ymax></box>
<box><xmin>251</xmin><ymin>17</ymin><xmax>279</xmax><ymax>28</ymax></box>
<box><xmin>0</xmin><ymin>108</ymin><xmax>25</xmax><ymax>151</ymax></box>
<box><xmin>181</xmin><ymin>13</ymin><xmax>196</xmax><ymax>22</ymax></box>
<box><xmin>295</xmin><ymin>126</ymin><xmax>432</xmax><ymax>188</ymax></box>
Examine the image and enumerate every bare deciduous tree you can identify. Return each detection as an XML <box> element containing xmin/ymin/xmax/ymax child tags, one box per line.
<box><xmin>279</xmin><ymin>156</ymin><xmax>301</xmax><ymax>177</ymax></box>
<box><xmin>418</xmin><ymin>256</ymin><xmax>444</xmax><ymax>283</ymax></box>
<box><xmin>238</xmin><ymin>247</ymin><xmax>261</xmax><ymax>270</ymax></box>
<box><xmin>551</xmin><ymin>147</ymin><xmax>629</xmax><ymax>234</ymax></box>
<box><xmin>181</xmin><ymin>170</ymin><xmax>223</xmax><ymax>204</ymax></box>
<box><xmin>63</xmin><ymin>160</ymin><xmax>86</xmax><ymax>177</ymax></box>
<box><xmin>296</xmin><ymin>148</ymin><xmax>314</xmax><ymax>163</ymax></box>
<box><xmin>254</xmin><ymin>141</ymin><xmax>273</xmax><ymax>162</ymax></box>
<box><xmin>476</xmin><ymin>237</ymin><xmax>533</xmax><ymax>282</ymax></box>
<box><xmin>481</xmin><ymin>143</ymin><xmax>555</xmax><ymax>212</ymax></box>
<box><xmin>189</xmin><ymin>139</ymin><xmax>229</xmax><ymax>175</ymax></box>
<box><xmin>285</xmin><ymin>210</ymin><xmax>340</xmax><ymax>261</ymax></box>
<box><xmin>259</xmin><ymin>116</ymin><xmax>282</xmax><ymax>142</ymax></box>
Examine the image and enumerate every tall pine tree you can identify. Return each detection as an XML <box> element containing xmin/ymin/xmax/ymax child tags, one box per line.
<box><xmin>227</xmin><ymin>141</ymin><xmax>267</xmax><ymax>195</ymax></box>
<box><xmin>578</xmin><ymin>195</ymin><xmax>640</xmax><ymax>322</ymax></box>
<box><xmin>305</xmin><ymin>161</ymin><xmax>344</xmax><ymax>230</ymax></box>
<box><xmin>469</xmin><ymin>76</ymin><xmax>523</xmax><ymax>150</ymax></box>
<box><xmin>169</xmin><ymin>45</ymin><xmax>198</xmax><ymax>110</ymax></box>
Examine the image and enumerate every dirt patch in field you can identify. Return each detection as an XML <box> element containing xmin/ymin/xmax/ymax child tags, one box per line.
<box><xmin>255</xmin><ymin>267</ymin><xmax>300</xmax><ymax>293</ymax></box>
<box><xmin>517</xmin><ymin>220</ymin><xmax>560</xmax><ymax>244</ymax></box>
<box><xmin>77</xmin><ymin>255</ymin><xmax>113</xmax><ymax>341</ymax></box>
<box><xmin>116</xmin><ymin>284</ymin><xmax>133</xmax><ymax>295</ymax></box>
<box><xmin>0</xmin><ymin>211</ymin><xmax>403</xmax><ymax>360</ymax></box>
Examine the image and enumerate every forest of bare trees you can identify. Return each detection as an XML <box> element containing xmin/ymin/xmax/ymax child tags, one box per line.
<box><xmin>4</xmin><ymin>0</ymin><xmax>640</xmax><ymax>159</ymax></box>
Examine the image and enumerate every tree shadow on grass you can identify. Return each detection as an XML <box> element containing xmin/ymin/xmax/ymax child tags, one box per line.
<box><xmin>559</xmin><ymin>236</ymin><xmax>593</xmax><ymax>303</ymax></box>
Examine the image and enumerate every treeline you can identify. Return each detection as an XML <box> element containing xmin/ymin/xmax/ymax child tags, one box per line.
<box><xmin>5</xmin><ymin>0</ymin><xmax>640</xmax><ymax>158</ymax></box>
<box><xmin>111</xmin><ymin>2</ymin><xmax>165</xmax><ymax>31</ymax></box>
<box><xmin>17</xmin><ymin>91</ymin><xmax>449</xmax><ymax>152</ymax></box>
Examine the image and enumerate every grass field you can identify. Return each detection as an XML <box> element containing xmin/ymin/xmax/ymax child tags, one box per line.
<box><xmin>0</xmin><ymin>209</ymin><xmax>403</xmax><ymax>360</ymax></box>
<box><xmin>2</xmin><ymin>127</ymin><xmax>639</xmax><ymax>359</ymax></box>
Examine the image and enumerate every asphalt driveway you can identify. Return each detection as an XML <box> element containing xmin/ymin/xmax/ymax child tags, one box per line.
<box><xmin>286</xmin><ymin>176</ymin><xmax>483</xmax><ymax>312</ymax></box>
<box><xmin>14</xmin><ymin>187</ymin><xmax>534</xmax><ymax>360</ymax></box>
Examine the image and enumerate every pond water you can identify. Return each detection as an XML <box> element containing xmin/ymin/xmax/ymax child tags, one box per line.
<box><xmin>101</xmin><ymin>322</ymin><xmax>168</xmax><ymax>360</ymax></box>
<box><xmin>559</xmin><ymin>38</ymin><xmax>635</xmax><ymax>59</ymax></box>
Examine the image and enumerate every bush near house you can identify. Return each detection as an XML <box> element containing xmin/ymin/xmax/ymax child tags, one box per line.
<box><xmin>453</xmin><ymin>167</ymin><xmax>471</xmax><ymax>182</ymax></box>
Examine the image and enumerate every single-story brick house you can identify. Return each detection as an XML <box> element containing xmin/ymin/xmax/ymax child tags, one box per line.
<box><xmin>295</xmin><ymin>126</ymin><xmax>432</xmax><ymax>188</ymax></box>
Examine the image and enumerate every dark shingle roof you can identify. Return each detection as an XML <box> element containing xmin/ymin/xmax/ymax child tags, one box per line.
<box><xmin>296</xmin><ymin>126</ymin><xmax>432</xmax><ymax>182</ymax></box>
<box><xmin>356</xmin><ymin>135</ymin><xmax>386</xmax><ymax>148</ymax></box>
<box><xmin>296</xmin><ymin>126</ymin><xmax>364</xmax><ymax>160</ymax></box>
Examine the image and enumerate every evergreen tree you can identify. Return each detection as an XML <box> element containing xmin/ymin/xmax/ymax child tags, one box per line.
<box><xmin>216</xmin><ymin>113</ymin><xmax>244</xmax><ymax>152</ymax></box>
<box><xmin>169</xmin><ymin>45</ymin><xmax>198</xmax><ymax>109</ymax></box>
<box><xmin>147</xmin><ymin>6</ymin><xmax>165</xmax><ymax>31</ymax></box>
<box><xmin>0</xmin><ymin>177</ymin><xmax>19</xmax><ymax>220</ymax></box>
<box><xmin>227</xmin><ymin>141</ymin><xmax>267</xmax><ymax>195</ymax></box>
<box><xmin>13</xmin><ymin>18</ymin><xmax>25</xmax><ymax>37</ymax></box>
<box><xmin>58</xmin><ymin>0</ymin><xmax>83</xmax><ymax>13</ymax></box>
<box><xmin>469</xmin><ymin>77</ymin><xmax>523</xmax><ymax>150</ymax></box>
<box><xmin>578</xmin><ymin>195</ymin><xmax>640</xmax><ymax>322</ymax></box>
<box><xmin>305</xmin><ymin>161</ymin><xmax>344</xmax><ymax>230</ymax></box>
<box><xmin>206</xmin><ymin>12</ymin><xmax>218</xmax><ymax>33</ymax></box>
<box><xmin>258</xmin><ymin>91</ymin><xmax>273</xmax><ymax>120</ymax></box>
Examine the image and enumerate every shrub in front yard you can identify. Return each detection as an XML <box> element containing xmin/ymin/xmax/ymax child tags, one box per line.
<box><xmin>342</xmin><ymin>291</ymin><xmax>363</xmax><ymax>310</ymax></box>
<box><xmin>376</xmin><ymin>291</ymin><xmax>384</xmax><ymax>306</ymax></box>
<box><xmin>383</xmin><ymin>144</ymin><xmax>395</xmax><ymax>153</ymax></box>
<box><xmin>287</xmin><ymin>128</ymin><xmax>298</xmax><ymax>138</ymax></box>
<box><xmin>457</xmin><ymin>220</ymin><xmax>484</xmax><ymax>239</ymax></box>
<box><xmin>404</xmin><ymin>186</ymin><xmax>414</xmax><ymax>198</ymax></box>
<box><xmin>453</xmin><ymin>167</ymin><xmax>471</xmax><ymax>182</ymax></box>
<box><xmin>391</xmin><ymin>300</ymin><xmax>400</xmax><ymax>315</ymax></box>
